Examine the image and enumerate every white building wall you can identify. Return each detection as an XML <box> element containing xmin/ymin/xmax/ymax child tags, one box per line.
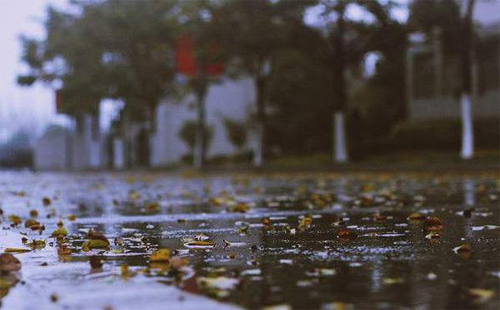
<box><xmin>34</xmin><ymin>129</ymin><xmax>69</xmax><ymax>170</ymax></box>
<box><xmin>71</xmin><ymin>114</ymin><xmax>105</xmax><ymax>170</ymax></box>
<box><xmin>151</xmin><ymin>77</ymin><xmax>255</xmax><ymax>166</ymax></box>
<box><xmin>35</xmin><ymin>113</ymin><xmax>108</xmax><ymax>171</ymax></box>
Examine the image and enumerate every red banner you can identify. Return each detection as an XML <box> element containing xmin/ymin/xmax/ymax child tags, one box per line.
<box><xmin>175</xmin><ymin>35</ymin><xmax>224</xmax><ymax>76</ymax></box>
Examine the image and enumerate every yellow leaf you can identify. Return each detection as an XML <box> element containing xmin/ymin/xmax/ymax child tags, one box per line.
<box><xmin>469</xmin><ymin>288</ymin><xmax>494</xmax><ymax>303</ymax></box>
<box><xmin>150</xmin><ymin>249</ymin><xmax>171</xmax><ymax>263</ymax></box>
<box><xmin>51</xmin><ymin>228</ymin><xmax>68</xmax><ymax>238</ymax></box>
<box><xmin>4</xmin><ymin>248</ymin><xmax>30</xmax><ymax>253</ymax></box>
<box><xmin>82</xmin><ymin>239</ymin><xmax>109</xmax><ymax>251</ymax></box>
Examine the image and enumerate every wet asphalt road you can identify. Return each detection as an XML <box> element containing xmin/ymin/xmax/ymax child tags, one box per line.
<box><xmin>0</xmin><ymin>171</ymin><xmax>498</xmax><ymax>310</ymax></box>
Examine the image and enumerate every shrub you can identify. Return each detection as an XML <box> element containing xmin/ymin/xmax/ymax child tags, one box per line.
<box><xmin>178</xmin><ymin>120</ymin><xmax>214</xmax><ymax>156</ymax></box>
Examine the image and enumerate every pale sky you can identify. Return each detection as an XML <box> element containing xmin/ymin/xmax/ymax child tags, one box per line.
<box><xmin>0</xmin><ymin>0</ymin><xmax>68</xmax><ymax>142</ymax></box>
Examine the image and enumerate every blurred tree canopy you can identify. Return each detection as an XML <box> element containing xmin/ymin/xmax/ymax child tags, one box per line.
<box><xmin>213</xmin><ymin>0</ymin><xmax>315</xmax><ymax>162</ymax></box>
<box><xmin>266</xmin><ymin>0</ymin><xmax>408</xmax><ymax>155</ymax></box>
<box><xmin>408</xmin><ymin>0</ymin><xmax>463</xmax><ymax>54</ymax></box>
<box><xmin>17</xmin><ymin>0</ymin><xmax>450</xmax><ymax>161</ymax></box>
<box><xmin>19</xmin><ymin>0</ymin><xmax>179</xmax><ymax>122</ymax></box>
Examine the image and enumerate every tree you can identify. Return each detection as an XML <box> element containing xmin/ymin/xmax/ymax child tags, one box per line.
<box><xmin>20</xmin><ymin>1</ymin><xmax>182</xmax><ymax>167</ymax></box>
<box><xmin>309</xmin><ymin>0</ymin><xmax>372</xmax><ymax>163</ymax></box>
<box><xmin>265</xmin><ymin>26</ymin><xmax>333</xmax><ymax>155</ymax></box>
<box><xmin>82</xmin><ymin>0</ymin><xmax>180</xmax><ymax>166</ymax></box>
<box><xmin>409</xmin><ymin>0</ymin><xmax>477</xmax><ymax>159</ymax></box>
<box><xmin>350</xmin><ymin>1</ymin><xmax>408</xmax><ymax>141</ymax></box>
<box><xmin>214</xmin><ymin>0</ymin><xmax>313</xmax><ymax>167</ymax></box>
<box><xmin>18</xmin><ymin>6</ymin><xmax>108</xmax><ymax>117</ymax></box>
<box><xmin>175</xmin><ymin>0</ymin><xmax>225</xmax><ymax>169</ymax></box>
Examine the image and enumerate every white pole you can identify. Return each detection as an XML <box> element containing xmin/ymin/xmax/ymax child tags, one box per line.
<box><xmin>460</xmin><ymin>93</ymin><xmax>474</xmax><ymax>159</ymax></box>
<box><xmin>253</xmin><ymin>123</ymin><xmax>263</xmax><ymax>168</ymax></box>
<box><xmin>333</xmin><ymin>111</ymin><xmax>348</xmax><ymax>163</ymax></box>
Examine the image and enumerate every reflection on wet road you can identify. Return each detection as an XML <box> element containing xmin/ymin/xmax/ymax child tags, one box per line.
<box><xmin>0</xmin><ymin>171</ymin><xmax>498</xmax><ymax>310</ymax></box>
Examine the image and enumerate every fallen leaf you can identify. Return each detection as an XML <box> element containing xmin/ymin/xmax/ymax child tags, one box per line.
<box><xmin>184</xmin><ymin>241</ymin><xmax>215</xmax><ymax>248</ymax></box>
<box><xmin>51</xmin><ymin>228</ymin><xmax>68</xmax><ymax>238</ymax></box>
<box><xmin>8</xmin><ymin>215</ymin><xmax>21</xmax><ymax>226</ymax></box>
<box><xmin>423</xmin><ymin>216</ymin><xmax>443</xmax><ymax>231</ymax></box>
<box><xmin>229</xmin><ymin>203</ymin><xmax>249</xmax><ymax>213</ymax></box>
<box><xmin>29</xmin><ymin>210</ymin><xmax>38</xmax><ymax>218</ymax></box>
<box><xmin>150</xmin><ymin>249</ymin><xmax>171</xmax><ymax>263</ymax></box>
<box><xmin>322</xmin><ymin>302</ymin><xmax>354</xmax><ymax>310</ymax></box>
<box><xmin>453</xmin><ymin>243</ymin><xmax>471</xmax><ymax>254</ymax></box>
<box><xmin>299</xmin><ymin>215</ymin><xmax>313</xmax><ymax>230</ymax></box>
<box><xmin>82</xmin><ymin>239</ymin><xmax>109</xmax><ymax>251</ymax></box>
<box><xmin>468</xmin><ymin>288</ymin><xmax>494</xmax><ymax>303</ymax></box>
<box><xmin>27</xmin><ymin>240</ymin><xmax>46</xmax><ymax>250</ymax></box>
<box><xmin>42</xmin><ymin>197</ymin><xmax>51</xmax><ymax>206</ymax></box>
<box><xmin>0</xmin><ymin>253</ymin><xmax>22</xmax><ymax>272</ymax></box>
<box><xmin>57</xmin><ymin>246</ymin><xmax>71</xmax><ymax>256</ymax></box>
<box><xmin>337</xmin><ymin>229</ymin><xmax>356</xmax><ymax>240</ymax></box>
<box><xmin>373</xmin><ymin>213</ymin><xmax>387</xmax><ymax>222</ymax></box>
<box><xmin>407</xmin><ymin>213</ymin><xmax>426</xmax><ymax>222</ymax></box>
<box><xmin>4</xmin><ymin>248</ymin><xmax>30</xmax><ymax>254</ymax></box>
<box><xmin>383</xmin><ymin>277</ymin><xmax>404</xmax><ymax>285</ymax></box>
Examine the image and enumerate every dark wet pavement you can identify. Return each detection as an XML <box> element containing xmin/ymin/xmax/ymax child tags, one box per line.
<box><xmin>0</xmin><ymin>171</ymin><xmax>498</xmax><ymax>310</ymax></box>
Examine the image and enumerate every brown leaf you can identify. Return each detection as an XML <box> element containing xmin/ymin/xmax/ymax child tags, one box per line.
<box><xmin>423</xmin><ymin>216</ymin><xmax>443</xmax><ymax>231</ymax></box>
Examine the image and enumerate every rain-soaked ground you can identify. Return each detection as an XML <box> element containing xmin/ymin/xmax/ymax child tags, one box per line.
<box><xmin>0</xmin><ymin>170</ymin><xmax>498</xmax><ymax>310</ymax></box>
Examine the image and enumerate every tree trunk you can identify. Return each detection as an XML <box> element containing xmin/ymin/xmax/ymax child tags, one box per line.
<box><xmin>333</xmin><ymin>2</ymin><xmax>348</xmax><ymax>163</ymax></box>
<box><xmin>333</xmin><ymin>112</ymin><xmax>348</xmax><ymax>163</ymax></box>
<box><xmin>194</xmin><ymin>75</ymin><xmax>208</xmax><ymax>170</ymax></box>
<box><xmin>89</xmin><ymin>110</ymin><xmax>101</xmax><ymax>168</ymax></box>
<box><xmin>120</xmin><ymin>108</ymin><xmax>130</xmax><ymax>168</ymax></box>
<box><xmin>460</xmin><ymin>0</ymin><xmax>475</xmax><ymax>160</ymax></box>
<box><xmin>254</xmin><ymin>75</ymin><xmax>267</xmax><ymax>168</ymax></box>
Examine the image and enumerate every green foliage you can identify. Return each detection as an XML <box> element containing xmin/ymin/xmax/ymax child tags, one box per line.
<box><xmin>178</xmin><ymin>120</ymin><xmax>214</xmax><ymax>155</ymax></box>
<box><xmin>16</xmin><ymin>75</ymin><xmax>37</xmax><ymax>86</ymax></box>
<box><xmin>267</xmin><ymin>44</ymin><xmax>333</xmax><ymax>154</ymax></box>
<box><xmin>214</xmin><ymin>0</ymin><xmax>312</xmax><ymax>77</ymax></box>
<box><xmin>266</xmin><ymin>0</ymin><xmax>408</xmax><ymax>155</ymax></box>
<box><xmin>408</xmin><ymin>0</ymin><xmax>462</xmax><ymax>54</ymax></box>
<box><xmin>222</xmin><ymin>118</ymin><xmax>247</xmax><ymax>150</ymax></box>
<box><xmin>86</xmin><ymin>0</ymin><xmax>179</xmax><ymax>109</ymax></box>
<box><xmin>18</xmin><ymin>0</ymin><xmax>179</xmax><ymax>117</ymax></box>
